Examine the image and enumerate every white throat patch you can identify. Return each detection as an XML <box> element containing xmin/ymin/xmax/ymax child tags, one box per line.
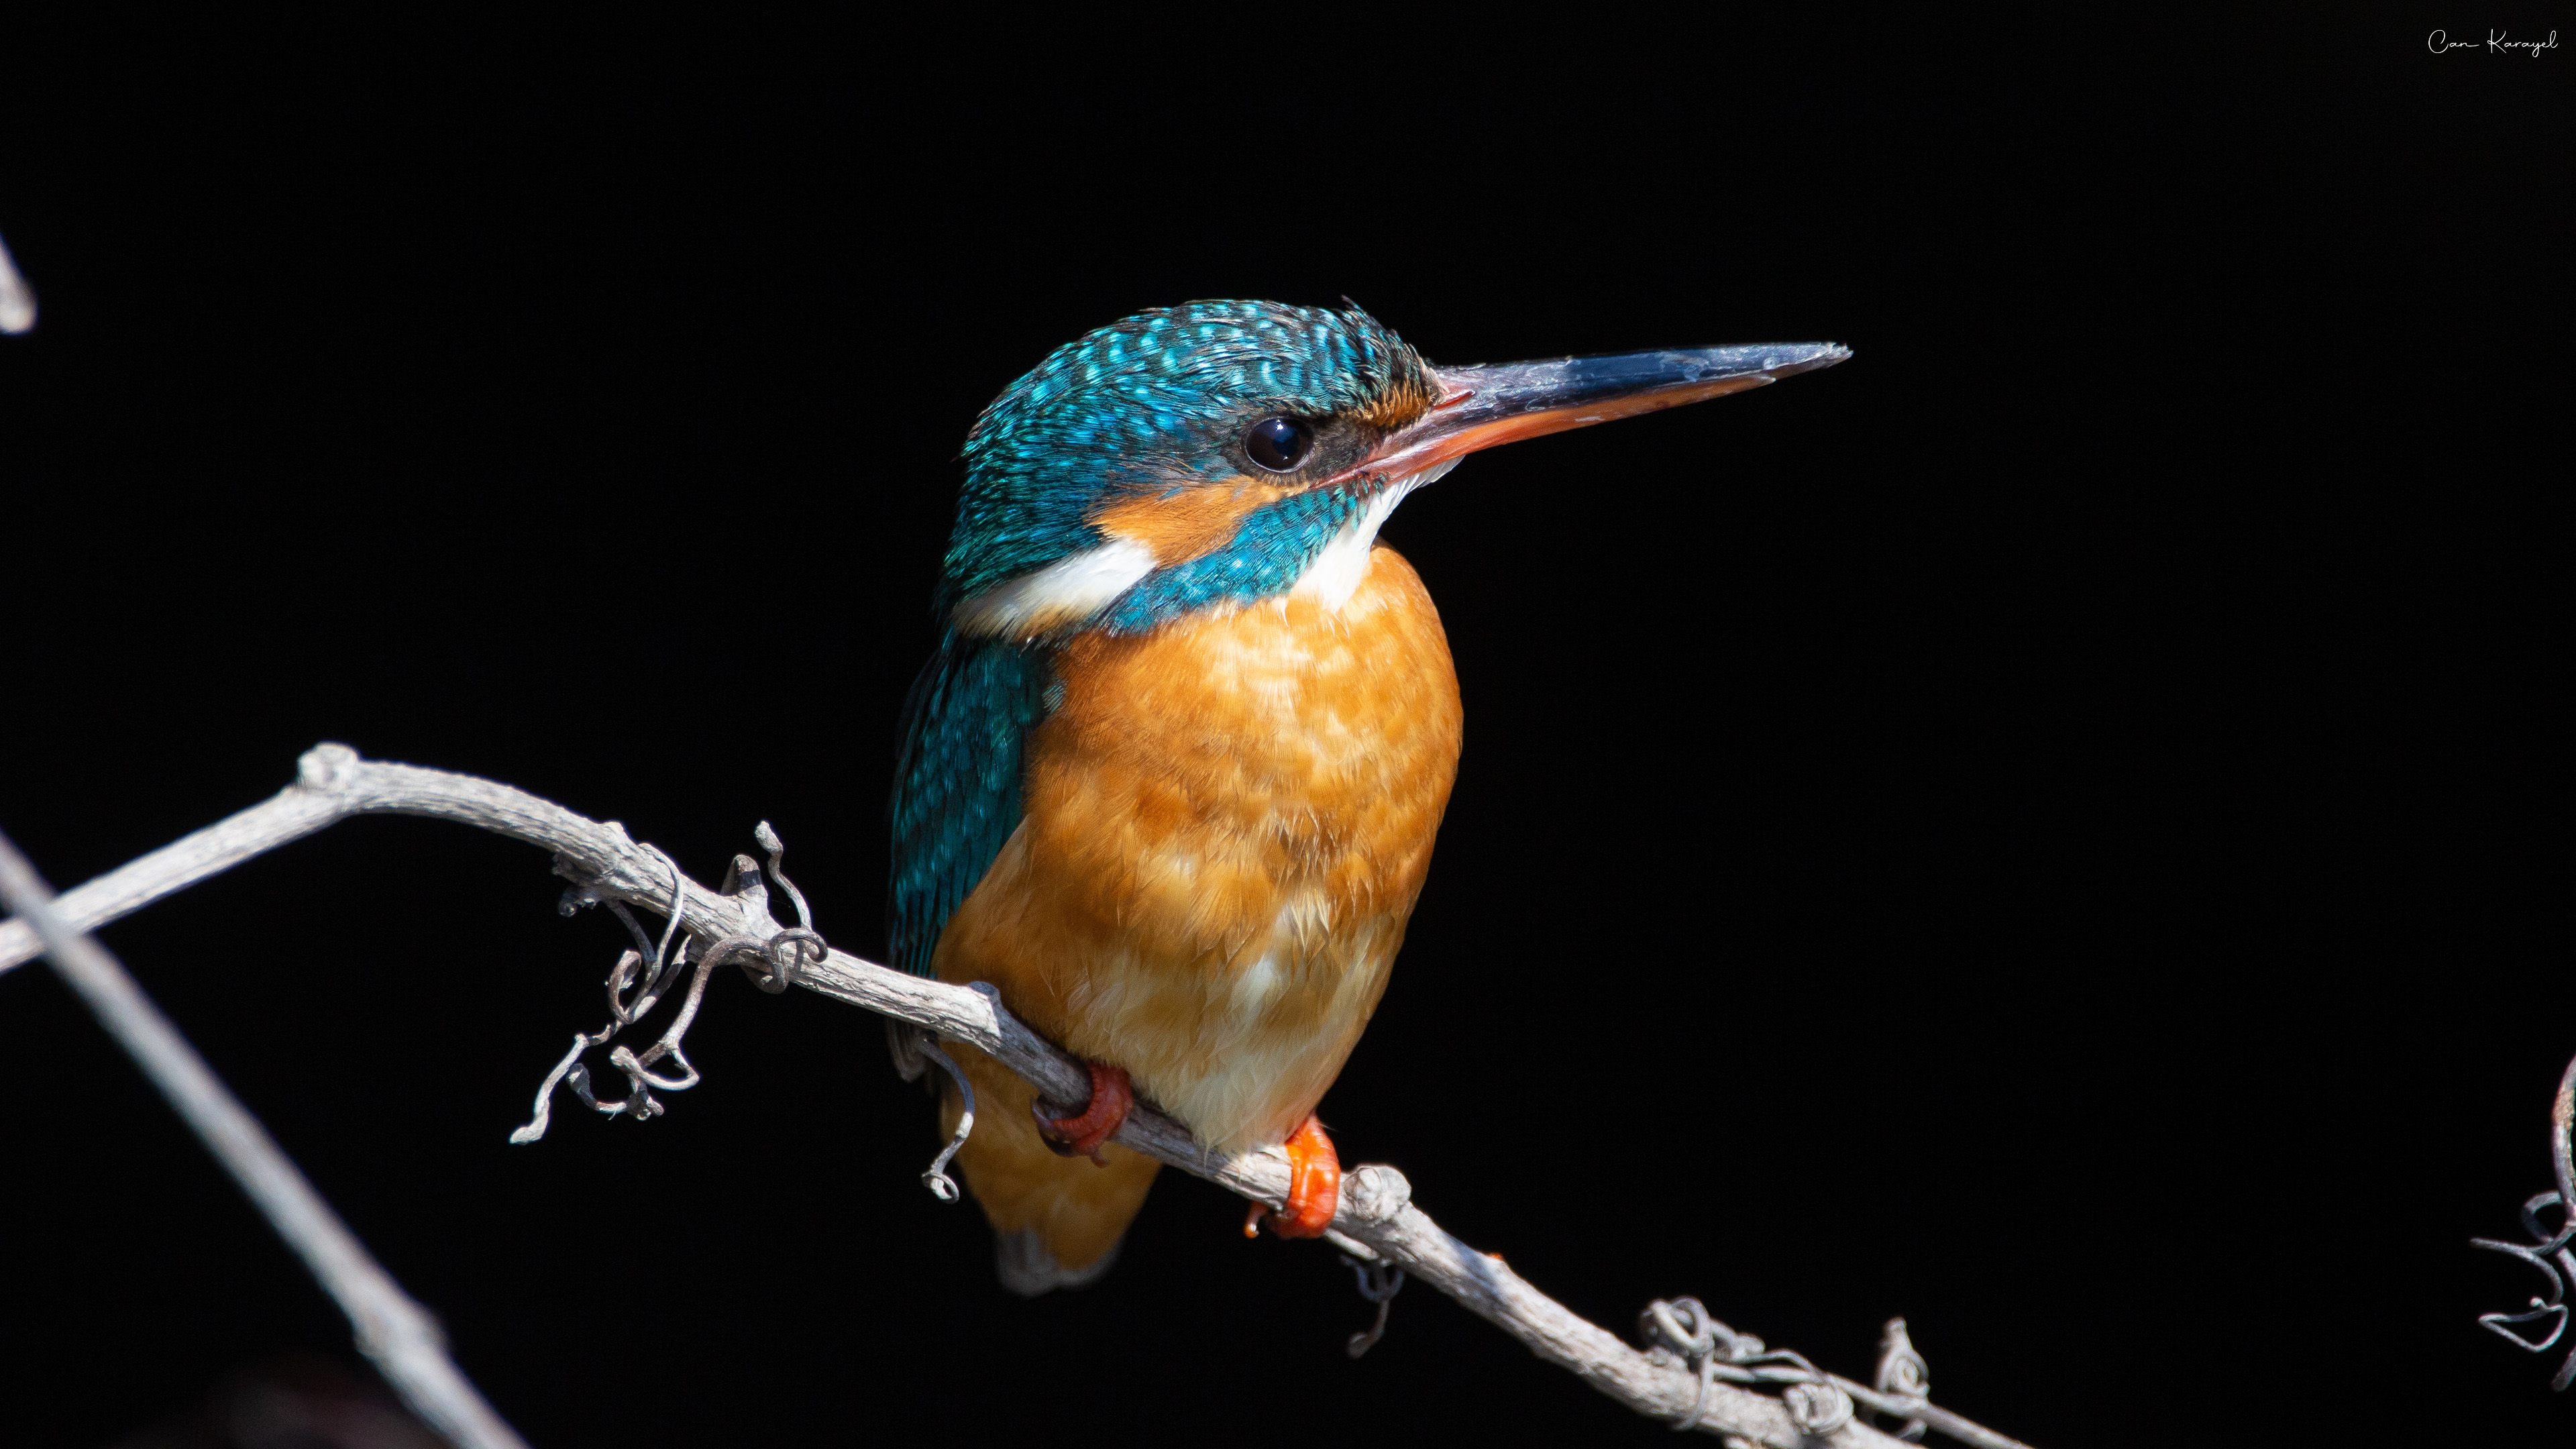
<box><xmin>957</xmin><ymin>460</ymin><xmax>1458</xmax><ymax>636</ymax></box>
<box><xmin>953</xmin><ymin>536</ymin><xmax>1157</xmax><ymax>641</ymax></box>
<box><xmin>1290</xmin><ymin>461</ymin><xmax>1456</xmax><ymax>609</ymax></box>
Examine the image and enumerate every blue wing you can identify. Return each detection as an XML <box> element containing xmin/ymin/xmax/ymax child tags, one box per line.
<box><xmin>888</xmin><ymin>631</ymin><xmax>1053</xmax><ymax>976</ymax></box>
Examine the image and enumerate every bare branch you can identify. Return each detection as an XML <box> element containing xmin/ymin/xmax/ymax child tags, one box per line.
<box><xmin>1</xmin><ymin>745</ymin><xmax>2035</xmax><ymax>1449</ymax></box>
<box><xmin>0</xmin><ymin>826</ymin><xmax>526</xmax><ymax>1449</ymax></box>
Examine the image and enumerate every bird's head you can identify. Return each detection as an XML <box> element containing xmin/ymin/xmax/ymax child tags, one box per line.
<box><xmin>942</xmin><ymin>299</ymin><xmax>1846</xmax><ymax>640</ymax></box>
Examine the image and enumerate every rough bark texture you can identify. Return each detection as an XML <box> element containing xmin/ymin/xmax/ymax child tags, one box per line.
<box><xmin>1</xmin><ymin>745</ymin><xmax>2030</xmax><ymax>1449</ymax></box>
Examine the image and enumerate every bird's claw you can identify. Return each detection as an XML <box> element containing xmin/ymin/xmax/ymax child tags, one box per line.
<box><xmin>1245</xmin><ymin>1113</ymin><xmax>1340</xmax><ymax>1239</ymax></box>
<box><xmin>1034</xmin><ymin>1061</ymin><xmax>1132</xmax><ymax>1166</ymax></box>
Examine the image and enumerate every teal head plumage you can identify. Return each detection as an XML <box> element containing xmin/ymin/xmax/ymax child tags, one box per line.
<box><xmin>942</xmin><ymin>301</ymin><xmax>1440</xmax><ymax>636</ymax></box>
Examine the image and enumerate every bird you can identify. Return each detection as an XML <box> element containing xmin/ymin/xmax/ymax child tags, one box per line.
<box><xmin>890</xmin><ymin>300</ymin><xmax>1846</xmax><ymax>1293</ymax></box>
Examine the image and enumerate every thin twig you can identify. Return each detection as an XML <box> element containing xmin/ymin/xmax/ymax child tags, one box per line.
<box><xmin>0</xmin><ymin>745</ymin><xmax>2035</xmax><ymax>1449</ymax></box>
<box><xmin>0</xmin><ymin>824</ymin><xmax>526</xmax><ymax>1449</ymax></box>
<box><xmin>0</xmin><ymin>229</ymin><xmax>33</xmax><ymax>334</ymax></box>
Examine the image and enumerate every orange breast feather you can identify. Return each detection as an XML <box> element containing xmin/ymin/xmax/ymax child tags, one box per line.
<box><xmin>932</xmin><ymin>544</ymin><xmax>1463</xmax><ymax>1152</ymax></box>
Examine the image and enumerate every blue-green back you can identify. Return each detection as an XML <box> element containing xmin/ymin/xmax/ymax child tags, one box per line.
<box><xmin>887</xmin><ymin>633</ymin><xmax>1053</xmax><ymax>975</ymax></box>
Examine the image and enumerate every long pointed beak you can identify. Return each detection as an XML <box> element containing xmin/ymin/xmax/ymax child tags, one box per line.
<box><xmin>1350</xmin><ymin>341</ymin><xmax>1851</xmax><ymax>482</ymax></box>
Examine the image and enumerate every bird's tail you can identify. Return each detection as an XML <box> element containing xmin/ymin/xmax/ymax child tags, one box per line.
<box><xmin>939</xmin><ymin>1046</ymin><xmax>1161</xmax><ymax>1295</ymax></box>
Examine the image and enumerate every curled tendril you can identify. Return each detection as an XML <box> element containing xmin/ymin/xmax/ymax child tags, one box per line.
<box><xmin>2474</xmin><ymin>1051</ymin><xmax>2576</xmax><ymax>1391</ymax></box>
<box><xmin>511</xmin><ymin>828</ymin><xmax>830</xmax><ymax>1144</ymax></box>
<box><xmin>1637</xmin><ymin>1296</ymin><xmax>1856</xmax><ymax>1434</ymax></box>
<box><xmin>886</xmin><ymin>1022</ymin><xmax>979</xmax><ymax>1202</ymax></box>
<box><xmin>1872</xmin><ymin>1316</ymin><xmax>1931</xmax><ymax>1441</ymax></box>
<box><xmin>1341</xmin><ymin>1254</ymin><xmax>1406</xmax><ymax>1358</ymax></box>
<box><xmin>759</xmin><ymin>928</ymin><xmax>825</xmax><ymax>994</ymax></box>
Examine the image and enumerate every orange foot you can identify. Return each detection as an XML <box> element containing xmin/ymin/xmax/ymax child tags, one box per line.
<box><xmin>1242</xmin><ymin>1113</ymin><xmax>1340</xmax><ymax>1240</ymax></box>
<box><xmin>1035</xmin><ymin>1061</ymin><xmax>1132</xmax><ymax>1166</ymax></box>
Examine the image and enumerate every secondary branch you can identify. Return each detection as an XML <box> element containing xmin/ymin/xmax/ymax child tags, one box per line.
<box><xmin>0</xmin><ymin>826</ymin><xmax>525</xmax><ymax>1449</ymax></box>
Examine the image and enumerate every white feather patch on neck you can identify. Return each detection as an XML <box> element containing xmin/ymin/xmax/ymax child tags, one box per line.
<box><xmin>1290</xmin><ymin>461</ymin><xmax>1457</xmax><ymax>610</ymax></box>
<box><xmin>953</xmin><ymin>537</ymin><xmax>1157</xmax><ymax>640</ymax></box>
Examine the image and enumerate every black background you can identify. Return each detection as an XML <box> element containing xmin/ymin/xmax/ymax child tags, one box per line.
<box><xmin>1</xmin><ymin>13</ymin><xmax>2564</xmax><ymax>1446</ymax></box>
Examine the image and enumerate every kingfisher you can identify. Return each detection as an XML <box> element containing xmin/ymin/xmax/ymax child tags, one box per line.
<box><xmin>891</xmin><ymin>301</ymin><xmax>1845</xmax><ymax>1293</ymax></box>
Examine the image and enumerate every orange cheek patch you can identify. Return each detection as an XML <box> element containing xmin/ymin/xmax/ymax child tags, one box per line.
<box><xmin>1090</xmin><ymin>479</ymin><xmax>1291</xmax><ymax>567</ymax></box>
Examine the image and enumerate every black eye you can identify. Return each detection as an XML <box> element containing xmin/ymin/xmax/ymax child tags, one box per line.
<box><xmin>1244</xmin><ymin>415</ymin><xmax>1313</xmax><ymax>472</ymax></box>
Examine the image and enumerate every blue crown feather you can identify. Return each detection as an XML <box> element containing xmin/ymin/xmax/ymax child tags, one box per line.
<box><xmin>941</xmin><ymin>300</ymin><xmax>1430</xmax><ymax>609</ymax></box>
